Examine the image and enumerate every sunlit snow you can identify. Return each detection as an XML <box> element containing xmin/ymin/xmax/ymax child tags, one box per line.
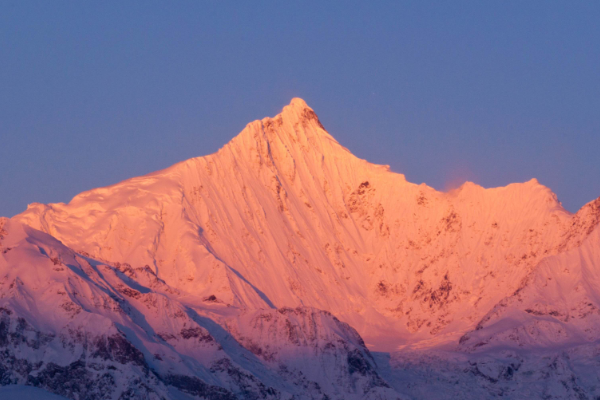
<box><xmin>1</xmin><ymin>99</ymin><xmax>599</xmax><ymax>399</ymax></box>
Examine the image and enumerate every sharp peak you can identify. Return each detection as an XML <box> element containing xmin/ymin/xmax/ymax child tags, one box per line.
<box><xmin>270</xmin><ymin>97</ymin><xmax>323</xmax><ymax>126</ymax></box>
<box><xmin>212</xmin><ymin>97</ymin><xmax>365</xmax><ymax>168</ymax></box>
<box><xmin>287</xmin><ymin>97</ymin><xmax>310</xmax><ymax>109</ymax></box>
<box><xmin>230</xmin><ymin>98</ymin><xmax>333</xmax><ymax>145</ymax></box>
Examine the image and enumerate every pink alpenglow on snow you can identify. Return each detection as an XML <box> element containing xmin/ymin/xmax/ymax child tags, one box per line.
<box><xmin>1</xmin><ymin>99</ymin><xmax>600</xmax><ymax>399</ymax></box>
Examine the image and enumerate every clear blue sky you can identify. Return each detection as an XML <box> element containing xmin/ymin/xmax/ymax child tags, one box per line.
<box><xmin>1</xmin><ymin>1</ymin><xmax>599</xmax><ymax>216</ymax></box>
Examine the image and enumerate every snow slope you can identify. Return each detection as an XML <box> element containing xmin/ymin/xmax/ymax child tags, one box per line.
<box><xmin>458</xmin><ymin>198</ymin><xmax>600</xmax><ymax>351</ymax></box>
<box><xmin>2</xmin><ymin>99</ymin><xmax>600</xmax><ymax>399</ymax></box>
<box><xmin>0</xmin><ymin>218</ymin><xmax>402</xmax><ymax>399</ymax></box>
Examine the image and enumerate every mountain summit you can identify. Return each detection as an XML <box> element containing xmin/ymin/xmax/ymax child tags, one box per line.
<box><xmin>3</xmin><ymin>99</ymin><xmax>600</xmax><ymax>399</ymax></box>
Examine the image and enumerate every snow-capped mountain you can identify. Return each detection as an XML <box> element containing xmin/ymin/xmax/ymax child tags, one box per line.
<box><xmin>2</xmin><ymin>99</ymin><xmax>600</xmax><ymax>399</ymax></box>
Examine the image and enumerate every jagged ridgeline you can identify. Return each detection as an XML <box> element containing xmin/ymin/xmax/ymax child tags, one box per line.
<box><xmin>1</xmin><ymin>99</ymin><xmax>600</xmax><ymax>399</ymax></box>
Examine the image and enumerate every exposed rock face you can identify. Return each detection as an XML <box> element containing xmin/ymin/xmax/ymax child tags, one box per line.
<box><xmin>2</xmin><ymin>99</ymin><xmax>600</xmax><ymax>399</ymax></box>
<box><xmin>0</xmin><ymin>307</ymin><xmax>165</xmax><ymax>400</ymax></box>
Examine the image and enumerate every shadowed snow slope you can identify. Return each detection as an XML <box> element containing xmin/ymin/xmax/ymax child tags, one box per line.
<box><xmin>0</xmin><ymin>385</ymin><xmax>70</xmax><ymax>400</ymax></box>
<box><xmin>3</xmin><ymin>99</ymin><xmax>600</xmax><ymax>399</ymax></box>
<box><xmin>0</xmin><ymin>219</ymin><xmax>403</xmax><ymax>399</ymax></box>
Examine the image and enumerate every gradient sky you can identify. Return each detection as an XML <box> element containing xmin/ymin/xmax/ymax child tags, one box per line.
<box><xmin>1</xmin><ymin>1</ymin><xmax>599</xmax><ymax>217</ymax></box>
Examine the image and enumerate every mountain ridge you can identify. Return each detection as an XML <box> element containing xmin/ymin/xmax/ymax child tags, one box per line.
<box><xmin>10</xmin><ymin>99</ymin><xmax>600</xmax><ymax>351</ymax></box>
<box><xmin>2</xmin><ymin>98</ymin><xmax>600</xmax><ymax>399</ymax></box>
